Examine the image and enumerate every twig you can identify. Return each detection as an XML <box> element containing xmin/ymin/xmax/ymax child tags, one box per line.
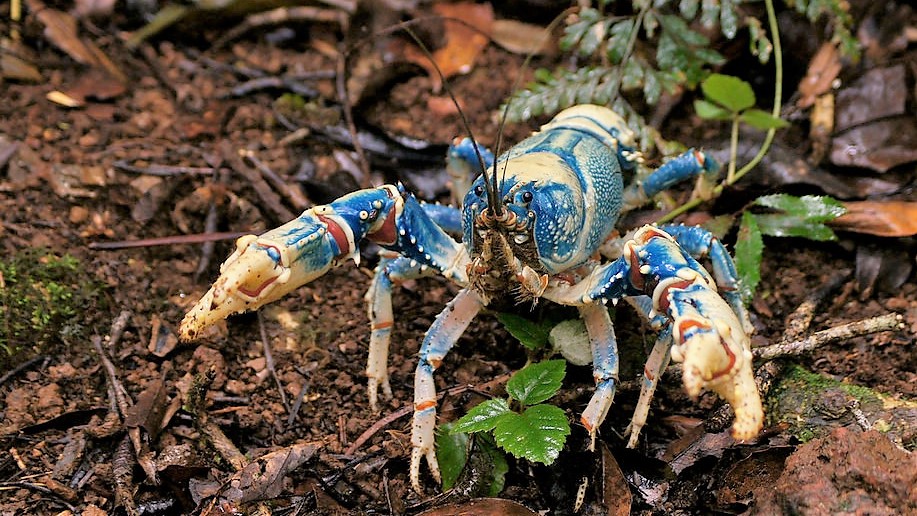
<box><xmin>754</xmin><ymin>313</ymin><xmax>904</xmax><ymax>361</ymax></box>
<box><xmin>336</xmin><ymin>49</ymin><xmax>372</xmax><ymax>188</ymax></box>
<box><xmin>112</xmin><ymin>160</ymin><xmax>215</xmax><ymax>177</ymax></box>
<box><xmin>91</xmin><ymin>311</ymin><xmax>133</xmax><ymax>419</ymax></box>
<box><xmin>258</xmin><ymin>311</ymin><xmax>291</xmax><ymax>415</ymax></box>
<box><xmin>220</xmin><ymin>141</ymin><xmax>295</xmax><ymax>223</ymax></box>
<box><xmin>241</xmin><ymin>150</ymin><xmax>310</xmax><ymax>211</ymax></box>
<box><xmin>211</xmin><ymin>6</ymin><xmax>347</xmax><ymax>51</ymax></box>
<box><xmin>88</xmin><ymin>231</ymin><xmax>247</xmax><ymax>250</ymax></box>
<box><xmin>193</xmin><ymin>194</ymin><xmax>220</xmax><ymax>284</ymax></box>
<box><xmin>286</xmin><ymin>365</ymin><xmax>315</xmax><ymax>428</ymax></box>
<box><xmin>344</xmin><ymin>373</ymin><xmax>511</xmax><ymax>456</ymax></box>
<box><xmin>0</xmin><ymin>355</ymin><xmax>47</xmax><ymax>386</ymax></box>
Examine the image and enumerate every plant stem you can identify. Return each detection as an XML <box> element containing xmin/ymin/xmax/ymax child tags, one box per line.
<box><xmin>727</xmin><ymin>117</ymin><xmax>739</xmax><ymax>183</ymax></box>
<box><xmin>656</xmin><ymin>0</ymin><xmax>783</xmax><ymax>224</ymax></box>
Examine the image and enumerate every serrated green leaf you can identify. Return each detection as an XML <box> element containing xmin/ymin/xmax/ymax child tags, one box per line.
<box><xmin>694</xmin><ymin>99</ymin><xmax>732</xmax><ymax>120</ymax></box>
<box><xmin>478</xmin><ymin>434</ymin><xmax>509</xmax><ymax>496</ymax></box>
<box><xmin>701</xmin><ymin>73</ymin><xmax>755</xmax><ymax>112</ymax></box>
<box><xmin>606</xmin><ymin>19</ymin><xmax>635</xmax><ymax>64</ymax></box>
<box><xmin>754</xmin><ymin>214</ymin><xmax>839</xmax><ymax>241</ymax></box>
<box><xmin>643</xmin><ymin>69</ymin><xmax>662</xmax><ymax>105</ymax></box>
<box><xmin>680</xmin><ymin>0</ymin><xmax>699</xmax><ymax>19</ymax></box>
<box><xmin>497</xmin><ymin>312</ymin><xmax>550</xmax><ymax>351</ymax></box>
<box><xmin>735</xmin><ymin>212</ymin><xmax>763</xmax><ymax>302</ymax></box>
<box><xmin>754</xmin><ymin>194</ymin><xmax>847</xmax><ymax>222</ymax></box>
<box><xmin>507</xmin><ymin>359</ymin><xmax>566</xmax><ymax>406</ymax></box>
<box><xmin>454</xmin><ymin>398</ymin><xmax>512</xmax><ymax>433</ymax></box>
<box><xmin>700</xmin><ymin>0</ymin><xmax>719</xmax><ymax>28</ymax></box>
<box><xmin>493</xmin><ymin>404</ymin><xmax>570</xmax><ymax>464</ymax></box>
<box><xmin>658</xmin><ymin>14</ymin><xmax>709</xmax><ymax>46</ymax></box>
<box><xmin>741</xmin><ymin>108</ymin><xmax>790</xmax><ymax>129</ymax></box>
<box><xmin>720</xmin><ymin>0</ymin><xmax>739</xmax><ymax>39</ymax></box>
<box><xmin>436</xmin><ymin>422</ymin><xmax>469</xmax><ymax>491</ymax></box>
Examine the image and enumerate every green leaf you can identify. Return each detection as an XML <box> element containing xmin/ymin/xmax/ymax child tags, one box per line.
<box><xmin>720</xmin><ymin>0</ymin><xmax>739</xmax><ymax>39</ymax></box>
<box><xmin>493</xmin><ymin>404</ymin><xmax>570</xmax><ymax>464</ymax></box>
<box><xmin>479</xmin><ymin>434</ymin><xmax>509</xmax><ymax>496</ymax></box>
<box><xmin>606</xmin><ymin>19</ymin><xmax>635</xmax><ymax>64</ymax></box>
<box><xmin>754</xmin><ymin>194</ymin><xmax>847</xmax><ymax>223</ymax></box>
<box><xmin>753</xmin><ymin>214</ymin><xmax>839</xmax><ymax>241</ymax></box>
<box><xmin>740</xmin><ymin>108</ymin><xmax>790</xmax><ymax>130</ymax></box>
<box><xmin>643</xmin><ymin>69</ymin><xmax>662</xmax><ymax>105</ymax></box>
<box><xmin>454</xmin><ymin>398</ymin><xmax>512</xmax><ymax>433</ymax></box>
<box><xmin>658</xmin><ymin>14</ymin><xmax>709</xmax><ymax>46</ymax></box>
<box><xmin>496</xmin><ymin>312</ymin><xmax>551</xmax><ymax>351</ymax></box>
<box><xmin>701</xmin><ymin>73</ymin><xmax>755</xmax><ymax>112</ymax></box>
<box><xmin>680</xmin><ymin>0</ymin><xmax>699</xmax><ymax>19</ymax></box>
<box><xmin>694</xmin><ymin>99</ymin><xmax>732</xmax><ymax>120</ymax></box>
<box><xmin>735</xmin><ymin>212</ymin><xmax>764</xmax><ymax>302</ymax></box>
<box><xmin>435</xmin><ymin>423</ymin><xmax>469</xmax><ymax>491</ymax></box>
<box><xmin>507</xmin><ymin>359</ymin><xmax>566</xmax><ymax>406</ymax></box>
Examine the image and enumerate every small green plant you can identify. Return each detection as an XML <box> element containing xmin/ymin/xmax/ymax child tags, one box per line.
<box><xmin>694</xmin><ymin>73</ymin><xmax>788</xmax><ymax>183</ymax></box>
<box><xmin>453</xmin><ymin>359</ymin><xmax>571</xmax><ymax>465</ymax></box>
<box><xmin>734</xmin><ymin>194</ymin><xmax>846</xmax><ymax>299</ymax></box>
<box><xmin>0</xmin><ymin>249</ymin><xmax>105</xmax><ymax>362</ymax></box>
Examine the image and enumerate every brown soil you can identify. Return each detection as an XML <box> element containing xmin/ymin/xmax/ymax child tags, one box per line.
<box><xmin>1</xmin><ymin>3</ymin><xmax>915</xmax><ymax>515</ymax></box>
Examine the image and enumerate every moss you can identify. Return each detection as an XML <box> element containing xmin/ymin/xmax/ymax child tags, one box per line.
<box><xmin>0</xmin><ymin>249</ymin><xmax>107</xmax><ymax>367</ymax></box>
<box><xmin>766</xmin><ymin>364</ymin><xmax>885</xmax><ymax>442</ymax></box>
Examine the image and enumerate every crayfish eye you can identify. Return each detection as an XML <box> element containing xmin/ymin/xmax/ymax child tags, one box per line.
<box><xmin>474</xmin><ymin>184</ymin><xmax>485</xmax><ymax>197</ymax></box>
<box><xmin>521</xmin><ymin>191</ymin><xmax>533</xmax><ymax>203</ymax></box>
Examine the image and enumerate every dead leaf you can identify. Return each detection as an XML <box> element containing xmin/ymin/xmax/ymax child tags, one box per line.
<box><xmin>797</xmin><ymin>42</ymin><xmax>841</xmax><ymax>109</ymax></box>
<box><xmin>855</xmin><ymin>243</ymin><xmax>913</xmax><ymax>297</ymax></box>
<box><xmin>831</xmin><ymin>201</ymin><xmax>917</xmax><ymax>237</ymax></box>
<box><xmin>491</xmin><ymin>19</ymin><xmax>554</xmax><ymax>55</ymax></box>
<box><xmin>834</xmin><ymin>65</ymin><xmax>907</xmax><ymax>132</ymax></box>
<box><xmin>404</xmin><ymin>2</ymin><xmax>494</xmax><ymax>92</ymax></box>
<box><xmin>218</xmin><ymin>443</ymin><xmax>321</xmax><ymax>504</ymax></box>
<box><xmin>65</xmin><ymin>68</ymin><xmax>128</xmax><ymax>103</ymax></box>
<box><xmin>124</xmin><ymin>373</ymin><xmax>168</xmax><ymax>439</ymax></box>
<box><xmin>598</xmin><ymin>444</ymin><xmax>631</xmax><ymax>516</ymax></box>
<box><xmin>417</xmin><ymin>498</ymin><xmax>538</xmax><ymax>516</ymax></box>
<box><xmin>1</xmin><ymin>53</ymin><xmax>42</xmax><ymax>82</ymax></box>
<box><xmin>27</xmin><ymin>0</ymin><xmax>126</xmax><ymax>83</ymax></box>
<box><xmin>830</xmin><ymin>117</ymin><xmax>917</xmax><ymax>172</ymax></box>
<box><xmin>148</xmin><ymin>314</ymin><xmax>179</xmax><ymax>357</ymax></box>
<box><xmin>808</xmin><ymin>93</ymin><xmax>833</xmax><ymax>164</ymax></box>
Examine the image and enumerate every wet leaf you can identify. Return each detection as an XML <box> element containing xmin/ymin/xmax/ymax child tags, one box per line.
<box><xmin>507</xmin><ymin>359</ymin><xmax>565</xmax><ymax>406</ymax></box>
<box><xmin>702</xmin><ymin>74</ymin><xmax>755</xmax><ymax>112</ymax></box>
<box><xmin>796</xmin><ymin>42</ymin><xmax>841</xmax><ymax>109</ymax></box>
<box><xmin>834</xmin><ymin>65</ymin><xmax>906</xmax><ymax>132</ymax></box>
<box><xmin>830</xmin><ymin>117</ymin><xmax>917</xmax><ymax>173</ymax></box>
<box><xmin>124</xmin><ymin>374</ymin><xmax>168</xmax><ymax>439</ymax></box>
<box><xmin>454</xmin><ymin>398</ymin><xmax>511</xmax><ymax>434</ymax></box>
<box><xmin>496</xmin><ymin>313</ymin><xmax>551</xmax><ymax>351</ymax></box>
<box><xmin>735</xmin><ymin>212</ymin><xmax>763</xmax><ymax>302</ymax></box>
<box><xmin>436</xmin><ymin>422</ymin><xmax>469</xmax><ymax>491</ymax></box>
<box><xmin>755</xmin><ymin>194</ymin><xmax>846</xmax><ymax>222</ymax></box>
<box><xmin>493</xmin><ymin>404</ymin><xmax>570</xmax><ymax>464</ymax></box>
<box><xmin>830</xmin><ymin>201</ymin><xmax>917</xmax><ymax>237</ymax></box>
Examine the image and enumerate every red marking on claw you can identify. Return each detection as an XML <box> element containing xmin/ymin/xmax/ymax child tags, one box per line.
<box><xmin>317</xmin><ymin>214</ymin><xmax>350</xmax><ymax>257</ymax></box>
<box><xmin>708</xmin><ymin>338</ymin><xmax>738</xmax><ymax>380</ymax></box>
<box><xmin>367</xmin><ymin>205</ymin><xmax>397</xmax><ymax>245</ymax></box>
<box><xmin>677</xmin><ymin>318</ymin><xmax>711</xmax><ymax>341</ymax></box>
<box><xmin>657</xmin><ymin>279</ymin><xmax>694</xmax><ymax>312</ymax></box>
<box><xmin>627</xmin><ymin>246</ymin><xmax>645</xmax><ymax>291</ymax></box>
<box><xmin>237</xmin><ymin>275</ymin><xmax>278</xmax><ymax>298</ymax></box>
<box><xmin>371</xmin><ymin>321</ymin><xmax>393</xmax><ymax>330</ymax></box>
<box><xmin>580</xmin><ymin>416</ymin><xmax>593</xmax><ymax>433</ymax></box>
